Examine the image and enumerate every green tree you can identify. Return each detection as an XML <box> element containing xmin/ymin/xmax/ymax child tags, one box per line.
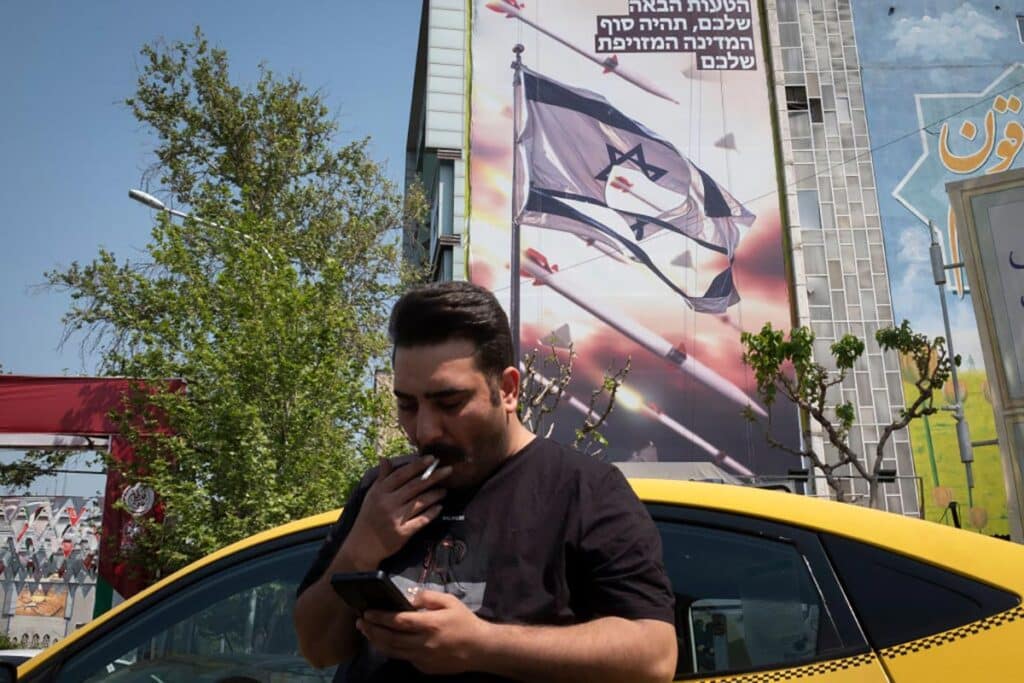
<box><xmin>741</xmin><ymin>320</ymin><xmax>956</xmax><ymax>507</ymax></box>
<box><xmin>15</xmin><ymin>29</ymin><xmax>425</xmax><ymax>575</ymax></box>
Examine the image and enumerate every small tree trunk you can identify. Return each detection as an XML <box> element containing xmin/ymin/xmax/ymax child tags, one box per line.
<box><xmin>867</xmin><ymin>478</ymin><xmax>880</xmax><ymax>509</ymax></box>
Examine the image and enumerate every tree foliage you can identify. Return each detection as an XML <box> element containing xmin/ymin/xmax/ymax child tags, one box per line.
<box><xmin>741</xmin><ymin>320</ymin><xmax>957</xmax><ymax>506</ymax></box>
<box><xmin>21</xmin><ymin>29</ymin><xmax>426</xmax><ymax>574</ymax></box>
<box><xmin>518</xmin><ymin>345</ymin><xmax>630</xmax><ymax>458</ymax></box>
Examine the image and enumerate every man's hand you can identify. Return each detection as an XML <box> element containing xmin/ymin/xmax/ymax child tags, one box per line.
<box><xmin>342</xmin><ymin>456</ymin><xmax>452</xmax><ymax>570</ymax></box>
<box><xmin>357</xmin><ymin>590</ymin><xmax>492</xmax><ymax>676</ymax></box>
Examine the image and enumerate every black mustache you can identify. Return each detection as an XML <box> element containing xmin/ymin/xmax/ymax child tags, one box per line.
<box><xmin>419</xmin><ymin>442</ymin><xmax>467</xmax><ymax>462</ymax></box>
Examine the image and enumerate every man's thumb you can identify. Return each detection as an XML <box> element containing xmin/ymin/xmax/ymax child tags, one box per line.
<box><xmin>412</xmin><ymin>588</ymin><xmax>453</xmax><ymax>610</ymax></box>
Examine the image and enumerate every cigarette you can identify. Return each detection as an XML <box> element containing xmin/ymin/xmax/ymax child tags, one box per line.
<box><xmin>420</xmin><ymin>459</ymin><xmax>439</xmax><ymax>481</ymax></box>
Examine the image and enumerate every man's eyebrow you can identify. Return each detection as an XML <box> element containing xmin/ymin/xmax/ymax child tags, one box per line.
<box><xmin>393</xmin><ymin>388</ymin><xmax>471</xmax><ymax>400</ymax></box>
<box><xmin>424</xmin><ymin>388</ymin><xmax>471</xmax><ymax>400</ymax></box>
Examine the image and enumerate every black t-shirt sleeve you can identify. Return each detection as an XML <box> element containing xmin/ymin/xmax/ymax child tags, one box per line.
<box><xmin>576</xmin><ymin>466</ymin><xmax>675</xmax><ymax>623</ymax></box>
<box><xmin>296</xmin><ymin>478</ymin><xmax>371</xmax><ymax>597</ymax></box>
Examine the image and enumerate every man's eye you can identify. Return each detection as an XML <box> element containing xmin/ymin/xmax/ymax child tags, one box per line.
<box><xmin>397</xmin><ymin>403</ymin><xmax>416</xmax><ymax>413</ymax></box>
<box><xmin>438</xmin><ymin>400</ymin><xmax>462</xmax><ymax>412</ymax></box>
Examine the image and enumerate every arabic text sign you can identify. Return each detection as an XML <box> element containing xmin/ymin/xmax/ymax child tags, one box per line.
<box><xmin>895</xmin><ymin>67</ymin><xmax>1024</xmax><ymax>296</ymax></box>
<box><xmin>939</xmin><ymin>95</ymin><xmax>1024</xmax><ymax>177</ymax></box>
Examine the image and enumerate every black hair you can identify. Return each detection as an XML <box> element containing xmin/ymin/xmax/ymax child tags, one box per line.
<box><xmin>388</xmin><ymin>281</ymin><xmax>514</xmax><ymax>380</ymax></box>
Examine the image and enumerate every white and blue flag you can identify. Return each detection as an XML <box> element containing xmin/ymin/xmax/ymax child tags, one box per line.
<box><xmin>514</xmin><ymin>66</ymin><xmax>754</xmax><ymax>313</ymax></box>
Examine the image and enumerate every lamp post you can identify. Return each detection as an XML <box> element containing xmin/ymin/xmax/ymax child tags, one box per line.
<box><xmin>128</xmin><ymin>189</ymin><xmax>276</xmax><ymax>265</ymax></box>
<box><xmin>928</xmin><ymin>221</ymin><xmax>974</xmax><ymax>507</ymax></box>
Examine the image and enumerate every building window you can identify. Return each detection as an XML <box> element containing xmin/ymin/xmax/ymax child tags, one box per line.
<box><xmin>788</xmin><ymin>112</ymin><xmax>812</xmax><ymax>150</ymax></box>
<box><xmin>786</xmin><ymin>86</ymin><xmax>808</xmax><ymax>111</ymax></box>
<box><xmin>658</xmin><ymin>520</ymin><xmax>848</xmax><ymax>678</ymax></box>
<box><xmin>808</xmin><ymin>98</ymin><xmax>824</xmax><ymax>123</ymax></box>
<box><xmin>798</xmin><ymin>190</ymin><xmax>822</xmax><ymax>230</ymax></box>
<box><xmin>1018</xmin><ymin>15</ymin><xmax>1024</xmax><ymax>43</ymax></box>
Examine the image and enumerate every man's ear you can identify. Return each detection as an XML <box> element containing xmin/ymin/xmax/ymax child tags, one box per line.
<box><xmin>499</xmin><ymin>366</ymin><xmax>521</xmax><ymax>411</ymax></box>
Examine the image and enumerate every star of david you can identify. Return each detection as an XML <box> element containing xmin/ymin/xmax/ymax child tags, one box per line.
<box><xmin>594</xmin><ymin>144</ymin><xmax>667</xmax><ymax>183</ymax></box>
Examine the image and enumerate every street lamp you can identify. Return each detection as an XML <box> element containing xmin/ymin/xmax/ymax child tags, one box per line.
<box><xmin>128</xmin><ymin>189</ymin><xmax>276</xmax><ymax>266</ymax></box>
<box><xmin>928</xmin><ymin>221</ymin><xmax>974</xmax><ymax>506</ymax></box>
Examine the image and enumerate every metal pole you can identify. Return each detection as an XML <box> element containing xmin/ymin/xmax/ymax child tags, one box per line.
<box><xmin>509</xmin><ymin>45</ymin><xmax>525</xmax><ymax>363</ymax></box>
<box><xmin>929</xmin><ymin>222</ymin><xmax>975</xmax><ymax>506</ymax></box>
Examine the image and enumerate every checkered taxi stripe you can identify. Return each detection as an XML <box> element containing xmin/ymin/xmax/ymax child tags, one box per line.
<box><xmin>879</xmin><ymin>604</ymin><xmax>1024</xmax><ymax>659</ymax></box>
<box><xmin>700</xmin><ymin>653</ymin><xmax>878</xmax><ymax>682</ymax></box>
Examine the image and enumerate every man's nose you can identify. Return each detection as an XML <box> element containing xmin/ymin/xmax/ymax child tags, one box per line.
<box><xmin>416</xmin><ymin>407</ymin><xmax>444</xmax><ymax>446</ymax></box>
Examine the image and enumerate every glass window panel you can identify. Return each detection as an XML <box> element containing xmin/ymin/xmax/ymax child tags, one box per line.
<box><xmin>56</xmin><ymin>541</ymin><xmax>336</xmax><ymax>682</ymax></box>
<box><xmin>783</xmin><ymin>48</ymin><xmax>803</xmax><ymax>72</ymax></box>
<box><xmin>779</xmin><ymin>22</ymin><xmax>802</xmax><ymax>46</ymax></box>
<box><xmin>836</xmin><ymin>97</ymin><xmax>852</xmax><ymax>123</ymax></box>
<box><xmin>798</xmin><ymin>190</ymin><xmax>822</xmax><ymax>229</ymax></box>
<box><xmin>778</xmin><ymin>0</ymin><xmax>798</xmax><ymax>22</ymax></box>
<box><xmin>789</xmin><ymin>111</ymin><xmax>811</xmax><ymax>138</ymax></box>
<box><xmin>786</xmin><ymin>86</ymin><xmax>809</xmax><ymax>111</ymax></box>
<box><xmin>808</xmin><ymin>98</ymin><xmax>824</xmax><ymax>123</ymax></box>
<box><xmin>659</xmin><ymin>521</ymin><xmax>846</xmax><ymax>678</ymax></box>
<box><xmin>796</xmin><ymin>165</ymin><xmax>818</xmax><ymax>190</ymax></box>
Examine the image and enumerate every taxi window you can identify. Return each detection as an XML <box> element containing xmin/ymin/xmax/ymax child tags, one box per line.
<box><xmin>53</xmin><ymin>540</ymin><xmax>336</xmax><ymax>682</ymax></box>
<box><xmin>822</xmin><ymin>534</ymin><xmax>1020</xmax><ymax>648</ymax></box>
<box><xmin>657</xmin><ymin>520</ymin><xmax>849</xmax><ymax>678</ymax></box>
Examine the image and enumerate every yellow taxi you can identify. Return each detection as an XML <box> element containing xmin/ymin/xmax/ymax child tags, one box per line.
<box><xmin>7</xmin><ymin>479</ymin><xmax>1023</xmax><ymax>682</ymax></box>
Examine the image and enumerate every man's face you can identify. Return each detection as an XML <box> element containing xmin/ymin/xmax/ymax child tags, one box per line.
<box><xmin>393</xmin><ymin>339</ymin><xmax>516</xmax><ymax>489</ymax></box>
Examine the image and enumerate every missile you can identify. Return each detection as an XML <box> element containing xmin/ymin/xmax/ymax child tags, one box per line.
<box><xmin>486</xmin><ymin>0</ymin><xmax>680</xmax><ymax>105</ymax></box>
<box><xmin>638</xmin><ymin>398</ymin><xmax>754</xmax><ymax>476</ymax></box>
<box><xmin>523</xmin><ymin>366</ymin><xmax>754</xmax><ymax>476</ymax></box>
<box><xmin>522</xmin><ymin>222</ymin><xmax>632</xmax><ymax>265</ymax></box>
<box><xmin>521</xmin><ymin>248</ymin><xmax>768</xmax><ymax>418</ymax></box>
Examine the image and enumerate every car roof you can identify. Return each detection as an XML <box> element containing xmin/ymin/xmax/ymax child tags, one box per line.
<box><xmin>18</xmin><ymin>478</ymin><xmax>1024</xmax><ymax>676</ymax></box>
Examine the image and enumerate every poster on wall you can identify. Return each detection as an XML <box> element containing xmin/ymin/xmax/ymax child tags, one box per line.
<box><xmin>0</xmin><ymin>496</ymin><xmax>102</xmax><ymax>643</ymax></box>
<box><xmin>468</xmin><ymin>0</ymin><xmax>799</xmax><ymax>476</ymax></box>
<box><xmin>851</xmin><ymin>0</ymin><xmax>1022</xmax><ymax>534</ymax></box>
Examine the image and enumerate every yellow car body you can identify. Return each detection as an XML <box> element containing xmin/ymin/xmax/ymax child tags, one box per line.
<box><xmin>15</xmin><ymin>479</ymin><xmax>1024</xmax><ymax>682</ymax></box>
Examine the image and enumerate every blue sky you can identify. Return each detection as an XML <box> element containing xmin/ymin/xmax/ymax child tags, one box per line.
<box><xmin>1</xmin><ymin>0</ymin><xmax>421</xmax><ymax>376</ymax></box>
<box><xmin>0</xmin><ymin>1</ymin><xmax>421</xmax><ymax>495</ymax></box>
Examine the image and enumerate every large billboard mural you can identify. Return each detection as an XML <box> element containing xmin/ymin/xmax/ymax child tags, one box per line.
<box><xmin>468</xmin><ymin>0</ymin><xmax>799</xmax><ymax>475</ymax></box>
<box><xmin>852</xmin><ymin>1</ymin><xmax>1021</xmax><ymax>535</ymax></box>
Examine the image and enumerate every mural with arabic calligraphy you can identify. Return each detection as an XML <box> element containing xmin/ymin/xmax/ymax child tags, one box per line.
<box><xmin>852</xmin><ymin>0</ymin><xmax>1020</xmax><ymax>535</ymax></box>
<box><xmin>0</xmin><ymin>496</ymin><xmax>102</xmax><ymax>643</ymax></box>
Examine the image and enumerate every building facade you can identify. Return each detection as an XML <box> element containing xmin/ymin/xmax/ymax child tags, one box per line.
<box><xmin>404</xmin><ymin>0</ymin><xmax>1023</xmax><ymax>533</ymax></box>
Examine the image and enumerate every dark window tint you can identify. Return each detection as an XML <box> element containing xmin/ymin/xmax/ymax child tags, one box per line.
<box><xmin>823</xmin><ymin>534</ymin><xmax>1020</xmax><ymax>649</ymax></box>
<box><xmin>54</xmin><ymin>540</ymin><xmax>335</xmax><ymax>682</ymax></box>
<box><xmin>786</xmin><ymin>85</ymin><xmax>808</xmax><ymax>111</ymax></box>
<box><xmin>657</xmin><ymin>521</ymin><xmax>846</xmax><ymax>678</ymax></box>
<box><xmin>808</xmin><ymin>97</ymin><xmax>824</xmax><ymax>123</ymax></box>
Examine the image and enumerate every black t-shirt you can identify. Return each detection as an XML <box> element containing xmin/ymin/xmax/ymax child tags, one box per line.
<box><xmin>297</xmin><ymin>437</ymin><xmax>675</xmax><ymax>682</ymax></box>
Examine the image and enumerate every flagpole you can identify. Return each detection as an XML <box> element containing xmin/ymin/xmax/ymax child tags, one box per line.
<box><xmin>510</xmin><ymin>44</ymin><xmax>524</xmax><ymax>363</ymax></box>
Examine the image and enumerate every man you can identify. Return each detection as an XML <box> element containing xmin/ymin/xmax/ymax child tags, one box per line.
<box><xmin>294</xmin><ymin>281</ymin><xmax>677</xmax><ymax>682</ymax></box>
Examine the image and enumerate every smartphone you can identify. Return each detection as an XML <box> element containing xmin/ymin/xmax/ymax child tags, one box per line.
<box><xmin>330</xmin><ymin>570</ymin><xmax>415</xmax><ymax>614</ymax></box>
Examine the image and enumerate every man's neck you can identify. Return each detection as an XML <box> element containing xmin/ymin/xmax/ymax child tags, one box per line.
<box><xmin>503</xmin><ymin>422</ymin><xmax>537</xmax><ymax>460</ymax></box>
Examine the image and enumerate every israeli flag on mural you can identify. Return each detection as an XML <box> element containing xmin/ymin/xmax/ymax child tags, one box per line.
<box><xmin>514</xmin><ymin>66</ymin><xmax>754</xmax><ymax>313</ymax></box>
